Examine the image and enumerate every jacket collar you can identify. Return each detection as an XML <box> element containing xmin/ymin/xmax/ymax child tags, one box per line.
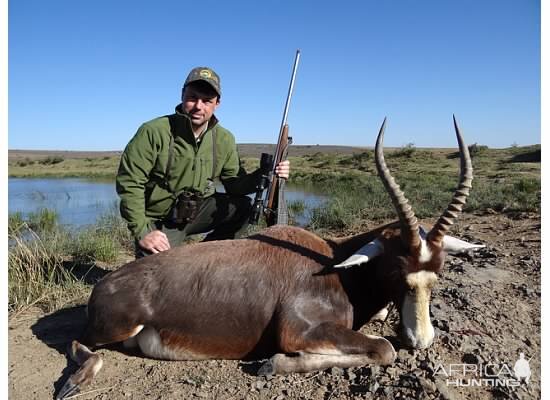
<box><xmin>174</xmin><ymin>103</ymin><xmax>219</xmax><ymax>132</ymax></box>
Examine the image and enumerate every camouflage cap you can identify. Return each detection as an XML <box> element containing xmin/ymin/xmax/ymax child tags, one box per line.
<box><xmin>184</xmin><ymin>67</ymin><xmax>221</xmax><ymax>96</ymax></box>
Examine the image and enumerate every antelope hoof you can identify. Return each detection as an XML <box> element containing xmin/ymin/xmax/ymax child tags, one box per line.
<box><xmin>257</xmin><ymin>358</ymin><xmax>275</xmax><ymax>376</ymax></box>
<box><xmin>56</xmin><ymin>378</ymin><xmax>80</xmax><ymax>400</ymax></box>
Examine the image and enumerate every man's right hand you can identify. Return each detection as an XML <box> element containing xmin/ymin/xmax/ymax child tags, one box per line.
<box><xmin>138</xmin><ymin>230</ymin><xmax>171</xmax><ymax>254</ymax></box>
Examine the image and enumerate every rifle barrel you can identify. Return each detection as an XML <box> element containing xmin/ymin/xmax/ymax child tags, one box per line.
<box><xmin>280</xmin><ymin>50</ymin><xmax>301</xmax><ymax>131</ymax></box>
<box><xmin>272</xmin><ymin>49</ymin><xmax>300</xmax><ymax>174</ymax></box>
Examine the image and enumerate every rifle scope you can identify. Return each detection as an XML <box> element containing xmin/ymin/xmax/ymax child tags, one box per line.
<box><xmin>249</xmin><ymin>152</ymin><xmax>274</xmax><ymax>225</ymax></box>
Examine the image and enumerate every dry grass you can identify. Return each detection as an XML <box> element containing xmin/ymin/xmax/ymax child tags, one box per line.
<box><xmin>8</xmin><ymin>227</ymin><xmax>88</xmax><ymax>316</ymax></box>
<box><xmin>7</xmin><ymin>212</ymin><xmax>133</xmax><ymax>316</ymax></box>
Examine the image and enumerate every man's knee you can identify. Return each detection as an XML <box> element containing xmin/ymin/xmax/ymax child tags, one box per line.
<box><xmin>229</xmin><ymin>196</ymin><xmax>252</xmax><ymax>231</ymax></box>
<box><xmin>233</xmin><ymin>195</ymin><xmax>252</xmax><ymax>214</ymax></box>
<box><xmin>211</xmin><ymin>193</ymin><xmax>251</xmax><ymax>220</ymax></box>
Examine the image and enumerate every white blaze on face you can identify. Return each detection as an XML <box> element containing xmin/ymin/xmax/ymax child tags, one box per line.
<box><xmin>401</xmin><ymin>270</ymin><xmax>437</xmax><ymax>349</ymax></box>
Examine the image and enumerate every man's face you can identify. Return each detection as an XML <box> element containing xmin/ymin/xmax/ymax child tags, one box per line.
<box><xmin>182</xmin><ymin>83</ymin><xmax>220</xmax><ymax>128</ymax></box>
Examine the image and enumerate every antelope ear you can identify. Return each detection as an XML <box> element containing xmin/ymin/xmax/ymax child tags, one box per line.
<box><xmin>334</xmin><ymin>239</ymin><xmax>384</xmax><ymax>268</ymax></box>
<box><xmin>442</xmin><ymin>235</ymin><xmax>485</xmax><ymax>254</ymax></box>
<box><xmin>421</xmin><ymin>225</ymin><xmax>484</xmax><ymax>254</ymax></box>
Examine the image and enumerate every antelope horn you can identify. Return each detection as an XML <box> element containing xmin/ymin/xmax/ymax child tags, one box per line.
<box><xmin>375</xmin><ymin>118</ymin><xmax>421</xmax><ymax>250</ymax></box>
<box><xmin>427</xmin><ymin>115</ymin><xmax>473</xmax><ymax>246</ymax></box>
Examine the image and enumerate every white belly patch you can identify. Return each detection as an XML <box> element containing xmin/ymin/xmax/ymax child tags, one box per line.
<box><xmin>136</xmin><ymin>326</ymin><xmax>208</xmax><ymax>361</ymax></box>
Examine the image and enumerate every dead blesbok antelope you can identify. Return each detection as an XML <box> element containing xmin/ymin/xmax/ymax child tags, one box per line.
<box><xmin>57</xmin><ymin>116</ymin><xmax>483</xmax><ymax>399</ymax></box>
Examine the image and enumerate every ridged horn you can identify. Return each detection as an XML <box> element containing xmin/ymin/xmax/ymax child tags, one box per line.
<box><xmin>427</xmin><ymin>115</ymin><xmax>473</xmax><ymax>246</ymax></box>
<box><xmin>375</xmin><ymin>118</ymin><xmax>421</xmax><ymax>250</ymax></box>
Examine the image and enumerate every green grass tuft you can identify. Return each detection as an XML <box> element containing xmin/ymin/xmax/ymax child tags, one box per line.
<box><xmin>70</xmin><ymin>229</ymin><xmax>120</xmax><ymax>263</ymax></box>
<box><xmin>8</xmin><ymin>212</ymin><xmax>25</xmax><ymax>235</ymax></box>
<box><xmin>27</xmin><ymin>208</ymin><xmax>59</xmax><ymax>233</ymax></box>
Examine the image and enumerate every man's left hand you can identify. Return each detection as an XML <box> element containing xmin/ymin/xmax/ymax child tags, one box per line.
<box><xmin>275</xmin><ymin>160</ymin><xmax>290</xmax><ymax>180</ymax></box>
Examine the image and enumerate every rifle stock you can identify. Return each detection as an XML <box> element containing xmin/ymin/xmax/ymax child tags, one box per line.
<box><xmin>266</xmin><ymin>123</ymin><xmax>289</xmax><ymax>211</ymax></box>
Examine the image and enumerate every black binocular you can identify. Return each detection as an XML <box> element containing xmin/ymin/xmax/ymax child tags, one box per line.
<box><xmin>170</xmin><ymin>191</ymin><xmax>204</xmax><ymax>224</ymax></box>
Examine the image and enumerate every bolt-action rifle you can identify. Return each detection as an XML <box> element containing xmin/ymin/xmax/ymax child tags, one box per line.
<box><xmin>249</xmin><ymin>49</ymin><xmax>300</xmax><ymax>227</ymax></box>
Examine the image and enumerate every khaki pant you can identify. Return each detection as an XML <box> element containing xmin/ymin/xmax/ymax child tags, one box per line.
<box><xmin>135</xmin><ymin>193</ymin><xmax>252</xmax><ymax>258</ymax></box>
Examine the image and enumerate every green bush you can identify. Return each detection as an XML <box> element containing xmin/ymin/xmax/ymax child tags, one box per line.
<box><xmin>338</xmin><ymin>151</ymin><xmax>373</xmax><ymax>170</ymax></box>
<box><xmin>39</xmin><ymin>156</ymin><xmax>64</xmax><ymax>165</ymax></box>
<box><xmin>15</xmin><ymin>158</ymin><xmax>35</xmax><ymax>167</ymax></box>
<box><xmin>468</xmin><ymin>143</ymin><xmax>489</xmax><ymax>157</ymax></box>
<box><xmin>391</xmin><ymin>143</ymin><xmax>416</xmax><ymax>158</ymax></box>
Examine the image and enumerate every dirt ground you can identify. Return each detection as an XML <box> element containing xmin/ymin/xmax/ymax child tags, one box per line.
<box><xmin>8</xmin><ymin>212</ymin><xmax>541</xmax><ymax>400</ymax></box>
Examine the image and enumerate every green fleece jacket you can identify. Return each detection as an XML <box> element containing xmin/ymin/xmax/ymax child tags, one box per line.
<box><xmin>116</xmin><ymin>105</ymin><xmax>261</xmax><ymax>240</ymax></box>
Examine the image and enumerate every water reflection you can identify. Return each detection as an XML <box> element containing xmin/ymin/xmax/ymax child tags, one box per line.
<box><xmin>8</xmin><ymin>178</ymin><xmax>326</xmax><ymax>229</ymax></box>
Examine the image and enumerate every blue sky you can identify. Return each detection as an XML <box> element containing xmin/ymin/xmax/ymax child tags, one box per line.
<box><xmin>8</xmin><ymin>0</ymin><xmax>541</xmax><ymax>150</ymax></box>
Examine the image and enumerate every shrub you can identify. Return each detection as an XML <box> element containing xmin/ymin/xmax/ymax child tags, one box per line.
<box><xmin>508</xmin><ymin>145</ymin><xmax>541</xmax><ymax>162</ymax></box>
<box><xmin>15</xmin><ymin>158</ymin><xmax>35</xmax><ymax>167</ymax></box>
<box><xmin>39</xmin><ymin>156</ymin><xmax>64</xmax><ymax>165</ymax></box>
<box><xmin>468</xmin><ymin>143</ymin><xmax>489</xmax><ymax>157</ymax></box>
<box><xmin>339</xmin><ymin>151</ymin><xmax>373</xmax><ymax>170</ymax></box>
<box><xmin>391</xmin><ymin>143</ymin><xmax>416</xmax><ymax>158</ymax></box>
<box><xmin>352</xmin><ymin>151</ymin><xmax>372</xmax><ymax>161</ymax></box>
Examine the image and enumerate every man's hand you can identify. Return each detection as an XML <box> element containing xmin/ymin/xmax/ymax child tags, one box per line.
<box><xmin>275</xmin><ymin>160</ymin><xmax>290</xmax><ymax>179</ymax></box>
<box><xmin>138</xmin><ymin>230</ymin><xmax>171</xmax><ymax>254</ymax></box>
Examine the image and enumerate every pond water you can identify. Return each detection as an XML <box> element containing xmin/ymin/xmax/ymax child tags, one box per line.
<box><xmin>8</xmin><ymin>178</ymin><xmax>326</xmax><ymax>228</ymax></box>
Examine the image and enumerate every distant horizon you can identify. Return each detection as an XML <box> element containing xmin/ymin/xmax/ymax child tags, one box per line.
<box><xmin>7</xmin><ymin>141</ymin><xmax>541</xmax><ymax>153</ymax></box>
